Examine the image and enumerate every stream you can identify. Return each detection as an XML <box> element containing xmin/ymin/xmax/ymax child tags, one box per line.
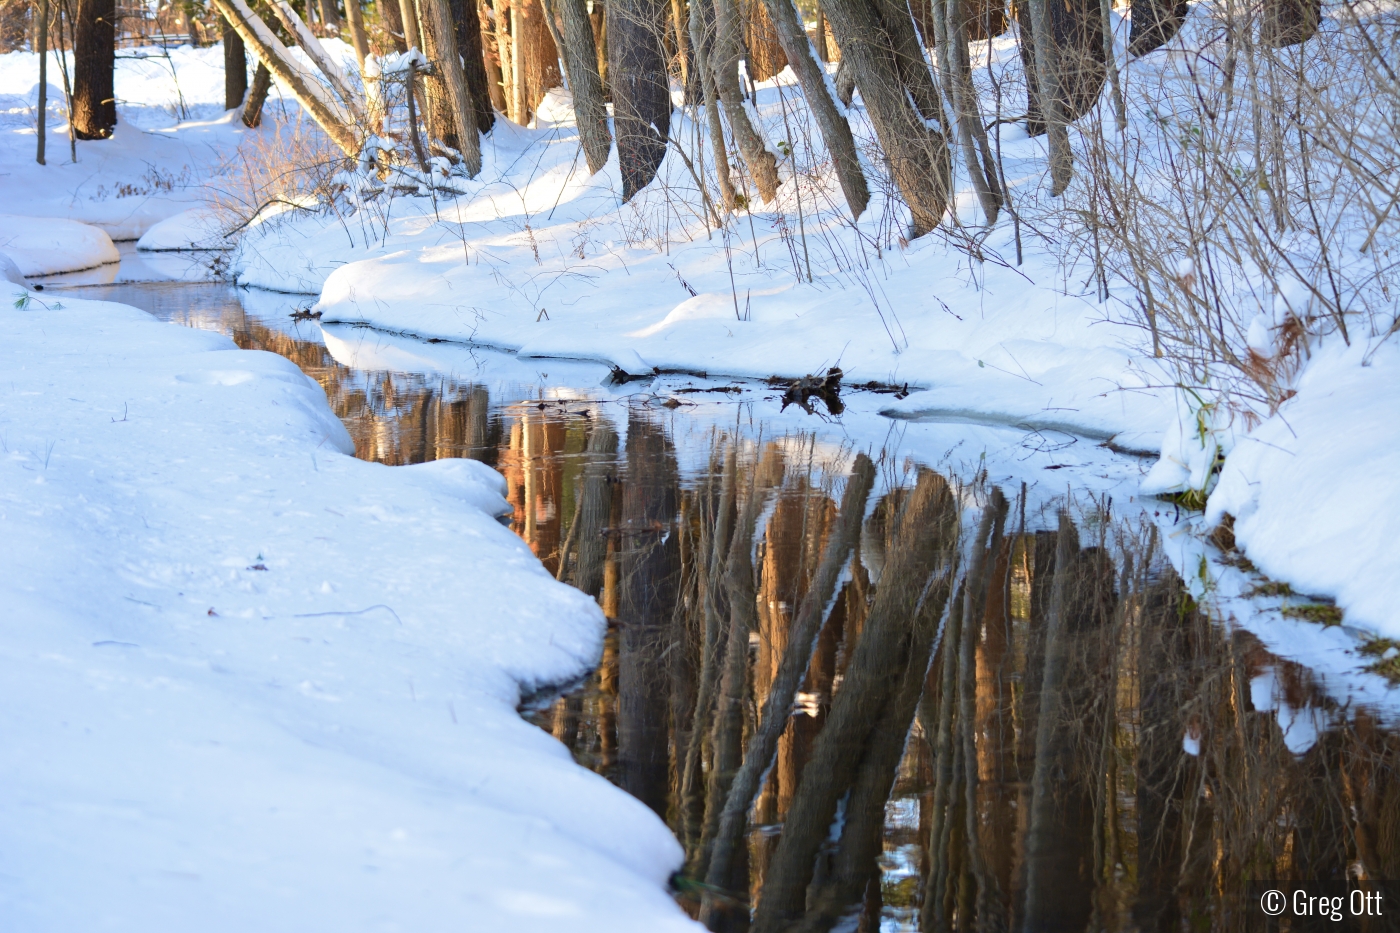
<box><xmin>44</xmin><ymin>249</ymin><xmax>1400</xmax><ymax>932</ymax></box>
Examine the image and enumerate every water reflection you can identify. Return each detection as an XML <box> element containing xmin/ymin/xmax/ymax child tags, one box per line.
<box><xmin>58</xmin><ymin>277</ymin><xmax>1399</xmax><ymax>931</ymax></box>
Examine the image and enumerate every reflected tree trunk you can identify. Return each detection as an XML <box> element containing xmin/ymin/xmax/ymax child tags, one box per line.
<box><xmin>751</xmin><ymin>469</ymin><xmax>958</xmax><ymax>933</ymax></box>
<box><xmin>616</xmin><ymin>412</ymin><xmax>682</xmax><ymax>816</ymax></box>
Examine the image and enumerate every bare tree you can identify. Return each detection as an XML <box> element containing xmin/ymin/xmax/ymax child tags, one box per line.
<box><xmin>1128</xmin><ymin>0</ymin><xmax>1187</xmax><ymax>56</ymax></box>
<box><xmin>450</xmin><ymin>0</ymin><xmax>496</xmax><ymax>132</ymax></box>
<box><xmin>223</xmin><ymin>14</ymin><xmax>249</xmax><ymax>109</ymax></box>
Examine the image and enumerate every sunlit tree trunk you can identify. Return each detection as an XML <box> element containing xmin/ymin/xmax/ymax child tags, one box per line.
<box><xmin>743</xmin><ymin>0</ymin><xmax>786</xmax><ymax>81</ymax></box>
<box><xmin>72</xmin><ymin>0</ymin><xmax>116</xmax><ymax>139</ymax></box>
<box><xmin>688</xmin><ymin>0</ymin><xmax>737</xmax><ymax>210</ymax></box>
<box><xmin>36</xmin><ymin>0</ymin><xmax>48</xmax><ymax>164</ymax></box>
<box><xmin>345</xmin><ymin>0</ymin><xmax>371</xmax><ymax>66</ymax></box>
<box><xmin>318</xmin><ymin>0</ymin><xmax>342</xmax><ymax>34</ymax></box>
<box><xmin>380</xmin><ymin>0</ymin><xmax>409</xmax><ymax>52</ymax></box>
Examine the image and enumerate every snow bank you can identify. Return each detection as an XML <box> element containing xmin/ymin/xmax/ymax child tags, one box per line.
<box><xmin>0</xmin><ymin>213</ymin><xmax>119</xmax><ymax>275</ymax></box>
<box><xmin>137</xmin><ymin>206</ymin><xmax>230</xmax><ymax>250</ymax></box>
<box><xmin>0</xmin><ymin>282</ymin><xmax>696</xmax><ymax>931</ymax></box>
<box><xmin>1204</xmin><ymin>339</ymin><xmax>1400</xmax><ymax>637</ymax></box>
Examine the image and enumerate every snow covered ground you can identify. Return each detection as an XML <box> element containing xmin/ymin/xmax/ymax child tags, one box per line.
<box><xmin>0</xmin><ymin>281</ymin><xmax>698</xmax><ymax>930</ymax></box>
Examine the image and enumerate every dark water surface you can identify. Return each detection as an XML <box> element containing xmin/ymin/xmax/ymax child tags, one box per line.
<box><xmin>49</xmin><ymin>265</ymin><xmax>1400</xmax><ymax>933</ymax></box>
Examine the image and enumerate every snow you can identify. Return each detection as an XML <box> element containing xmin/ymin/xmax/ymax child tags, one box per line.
<box><xmin>137</xmin><ymin>206</ymin><xmax>230</xmax><ymax>250</ymax></box>
<box><xmin>0</xmin><ymin>214</ymin><xmax>119</xmax><ymax>275</ymax></box>
<box><xmin>1205</xmin><ymin>339</ymin><xmax>1400</xmax><ymax>637</ymax></box>
<box><xmin>0</xmin><ymin>282</ymin><xmax>696</xmax><ymax>930</ymax></box>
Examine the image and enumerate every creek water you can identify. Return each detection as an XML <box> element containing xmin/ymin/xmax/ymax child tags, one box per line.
<box><xmin>45</xmin><ymin>253</ymin><xmax>1400</xmax><ymax>933</ymax></box>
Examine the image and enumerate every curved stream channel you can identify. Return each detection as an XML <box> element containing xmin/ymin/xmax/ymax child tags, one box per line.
<box><xmin>47</xmin><ymin>253</ymin><xmax>1400</xmax><ymax>932</ymax></box>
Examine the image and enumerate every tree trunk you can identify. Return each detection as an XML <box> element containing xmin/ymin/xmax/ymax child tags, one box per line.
<box><xmin>743</xmin><ymin>0</ymin><xmax>786</xmax><ymax>82</ymax></box>
<box><xmin>37</xmin><ymin>0</ymin><xmax>48</xmax><ymax>165</ymax></box>
<box><xmin>223</xmin><ymin>15</ymin><xmax>249</xmax><ymax>109</ymax></box>
<box><xmin>547</xmin><ymin>0</ymin><xmax>611</xmax><ymax>171</ymax></box>
<box><xmin>418</xmin><ymin>0</ymin><xmax>483</xmax><ymax>172</ymax></box>
<box><xmin>1262</xmin><ymin>0</ymin><xmax>1319</xmax><ymax>47</ymax></box>
<box><xmin>380</xmin><ymin>0</ymin><xmax>409</xmax><ymax>51</ymax></box>
<box><xmin>213</xmin><ymin>0</ymin><xmax>360</xmax><ymax>154</ymax></box>
<box><xmin>608</xmin><ymin>0</ymin><xmax>672</xmax><ymax>199</ymax></box>
<box><xmin>869</xmin><ymin>0</ymin><xmax>942</xmax><ymax>122</ymax></box>
<box><xmin>1023</xmin><ymin>0</ymin><xmax>1071</xmax><ymax>193</ymax></box>
<box><xmin>318</xmin><ymin>0</ymin><xmax>342</xmax><ymax>35</ymax></box>
<box><xmin>451</xmin><ymin>0</ymin><xmax>497</xmax><ymax>132</ymax></box>
<box><xmin>751</xmin><ymin>470</ymin><xmax>959</xmax><ymax>933</ymax></box>
<box><xmin>345</xmin><ymin>0</ymin><xmax>371</xmax><ymax>66</ymax></box>
<box><xmin>758</xmin><ymin>0</ymin><xmax>869</xmax><ymax>219</ymax></box>
<box><xmin>241</xmin><ymin>61</ymin><xmax>272</xmax><ymax>126</ymax></box>
<box><xmin>701</xmin><ymin>454</ymin><xmax>876</xmax><ymax>923</ymax></box>
<box><xmin>71</xmin><ymin>0</ymin><xmax>115</xmax><ymax>139</ymax></box>
<box><xmin>269</xmin><ymin>0</ymin><xmax>362</xmax><ymax>115</ymax></box>
<box><xmin>1128</xmin><ymin>0</ymin><xmax>1187</xmax><ymax>55</ymax></box>
<box><xmin>706</xmin><ymin>0</ymin><xmax>779</xmax><ymax>203</ymax></box>
<box><xmin>399</xmin><ymin>0</ymin><xmax>422</xmax><ymax>47</ymax></box>
<box><xmin>518</xmin><ymin>0</ymin><xmax>561</xmax><ymax>120</ymax></box>
<box><xmin>688</xmin><ymin>0</ymin><xmax>737</xmax><ymax>210</ymax></box>
<box><xmin>944</xmin><ymin>0</ymin><xmax>1002</xmax><ymax>223</ymax></box>
<box><xmin>820</xmin><ymin>0</ymin><xmax>951</xmax><ymax>236</ymax></box>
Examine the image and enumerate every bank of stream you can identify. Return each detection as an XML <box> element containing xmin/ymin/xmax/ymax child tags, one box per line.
<box><xmin>46</xmin><ymin>257</ymin><xmax>1400</xmax><ymax>933</ymax></box>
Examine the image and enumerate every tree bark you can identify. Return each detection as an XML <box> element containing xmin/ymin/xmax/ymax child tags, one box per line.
<box><xmin>37</xmin><ymin>0</ymin><xmax>48</xmax><ymax>164</ymax></box>
<box><xmin>241</xmin><ymin>61</ymin><xmax>272</xmax><ymax>126</ymax></box>
<box><xmin>608</xmin><ymin>0</ymin><xmax>672</xmax><ymax>199</ymax></box>
<box><xmin>944</xmin><ymin>0</ymin><xmax>1002</xmax><ymax>222</ymax></box>
<box><xmin>318</xmin><ymin>0</ymin><xmax>342</xmax><ymax>34</ymax></box>
<box><xmin>517</xmin><ymin>0</ymin><xmax>562</xmax><ymax>121</ymax></box>
<box><xmin>72</xmin><ymin>0</ymin><xmax>115</xmax><ymax>139</ymax></box>
<box><xmin>381</xmin><ymin>0</ymin><xmax>409</xmax><ymax>51</ymax></box>
<box><xmin>700</xmin><ymin>454</ymin><xmax>876</xmax><ymax>924</ymax></box>
<box><xmin>418</xmin><ymin>0</ymin><xmax>483</xmax><ymax>172</ymax></box>
<box><xmin>546</xmin><ymin>0</ymin><xmax>612</xmax><ymax>171</ymax></box>
<box><xmin>1023</xmin><ymin>0</ymin><xmax>1072</xmax><ymax>194</ymax></box>
<box><xmin>399</xmin><ymin>0</ymin><xmax>422</xmax><ymax>47</ymax></box>
<box><xmin>758</xmin><ymin>0</ymin><xmax>869</xmax><ymax>219</ymax></box>
<box><xmin>345</xmin><ymin>0</ymin><xmax>371</xmax><ymax>66</ymax></box>
<box><xmin>1128</xmin><ymin>0</ymin><xmax>1187</xmax><ymax>55</ymax></box>
<box><xmin>688</xmin><ymin>0</ymin><xmax>737</xmax><ymax>210</ymax></box>
<box><xmin>1262</xmin><ymin>0</ymin><xmax>1319</xmax><ymax>47</ymax></box>
<box><xmin>451</xmin><ymin>0</ymin><xmax>497</xmax><ymax>132</ymax></box>
<box><xmin>223</xmin><ymin>15</ymin><xmax>249</xmax><ymax>109</ymax></box>
<box><xmin>820</xmin><ymin>0</ymin><xmax>951</xmax><ymax>235</ymax></box>
<box><xmin>212</xmin><ymin>0</ymin><xmax>360</xmax><ymax>154</ymax></box>
<box><xmin>743</xmin><ymin>0</ymin><xmax>786</xmax><ymax>82</ymax></box>
<box><xmin>869</xmin><ymin>0</ymin><xmax>942</xmax><ymax>122</ymax></box>
<box><xmin>707</xmin><ymin>0</ymin><xmax>779</xmax><ymax>203</ymax></box>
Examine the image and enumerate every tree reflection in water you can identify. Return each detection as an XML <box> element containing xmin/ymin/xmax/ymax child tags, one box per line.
<box><xmin>114</xmin><ymin>289</ymin><xmax>1400</xmax><ymax>933</ymax></box>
